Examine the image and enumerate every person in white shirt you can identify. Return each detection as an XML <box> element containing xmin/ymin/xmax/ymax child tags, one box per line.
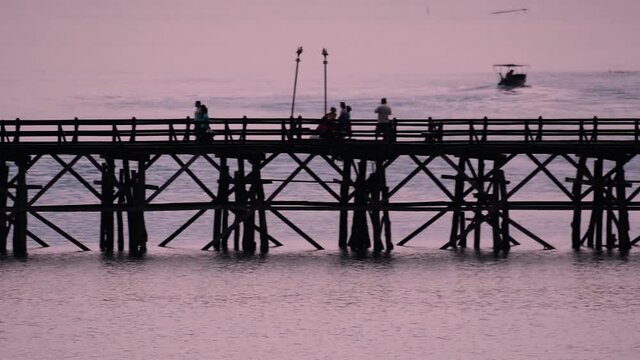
<box><xmin>374</xmin><ymin>98</ymin><xmax>393</xmax><ymax>141</ymax></box>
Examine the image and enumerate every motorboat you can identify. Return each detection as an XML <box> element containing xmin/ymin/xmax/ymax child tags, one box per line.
<box><xmin>494</xmin><ymin>64</ymin><xmax>527</xmax><ymax>87</ymax></box>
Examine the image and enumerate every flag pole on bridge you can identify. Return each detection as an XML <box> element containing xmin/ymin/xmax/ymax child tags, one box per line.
<box><xmin>322</xmin><ymin>48</ymin><xmax>328</xmax><ymax>115</ymax></box>
<box><xmin>290</xmin><ymin>46</ymin><xmax>303</xmax><ymax>118</ymax></box>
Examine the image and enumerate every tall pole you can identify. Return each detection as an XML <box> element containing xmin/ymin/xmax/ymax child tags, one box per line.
<box><xmin>290</xmin><ymin>46</ymin><xmax>303</xmax><ymax>118</ymax></box>
<box><xmin>322</xmin><ymin>48</ymin><xmax>328</xmax><ymax>115</ymax></box>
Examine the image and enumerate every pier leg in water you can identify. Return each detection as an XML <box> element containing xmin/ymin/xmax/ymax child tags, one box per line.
<box><xmin>117</xmin><ymin>169</ymin><xmax>125</xmax><ymax>252</ymax></box>
<box><xmin>592</xmin><ymin>158</ymin><xmax>604</xmax><ymax>249</ymax></box>
<box><xmin>498</xmin><ymin>170</ymin><xmax>511</xmax><ymax>253</ymax></box>
<box><xmin>232</xmin><ymin>170</ymin><xmax>242</xmax><ymax>251</ymax></box>
<box><xmin>212</xmin><ymin>157</ymin><xmax>229</xmax><ymax>251</ymax></box>
<box><xmin>0</xmin><ymin>161</ymin><xmax>8</xmax><ymax>253</ymax></box>
<box><xmin>382</xmin><ymin>176</ymin><xmax>393</xmax><ymax>251</ymax></box>
<box><xmin>338</xmin><ymin>158</ymin><xmax>352</xmax><ymax>249</ymax></box>
<box><xmin>126</xmin><ymin>165</ymin><xmax>148</xmax><ymax>255</ymax></box>
<box><xmin>252</xmin><ymin>158</ymin><xmax>269</xmax><ymax>253</ymax></box>
<box><xmin>446</xmin><ymin>157</ymin><xmax>466</xmax><ymax>249</ymax></box>
<box><xmin>571</xmin><ymin>156</ymin><xmax>586</xmax><ymax>250</ymax></box>
<box><xmin>12</xmin><ymin>157</ymin><xmax>29</xmax><ymax>256</ymax></box>
<box><xmin>134</xmin><ymin>165</ymin><xmax>148</xmax><ymax>254</ymax></box>
<box><xmin>99</xmin><ymin>159</ymin><xmax>115</xmax><ymax>252</ymax></box>
<box><xmin>370</xmin><ymin>161</ymin><xmax>383</xmax><ymax>252</ymax></box>
<box><xmin>473</xmin><ymin>159</ymin><xmax>485</xmax><ymax>249</ymax></box>
<box><xmin>615</xmin><ymin>159</ymin><xmax>630</xmax><ymax>251</ymax></box>
<box><xmin>348</xmin><ymin>159</ymin><xmax>371</xmax><ymax>252</ymax></box>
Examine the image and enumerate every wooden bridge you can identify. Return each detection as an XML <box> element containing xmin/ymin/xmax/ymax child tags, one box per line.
<box><xmin>1</xmin><ymin>116</ymin><xmax>640</xmax><ymax>256</ymax></box>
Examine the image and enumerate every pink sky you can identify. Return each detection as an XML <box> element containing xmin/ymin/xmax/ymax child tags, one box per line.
<box><xmin>1</xmin><ymin>0</ymin><xmax>639</xmax><ymax>81</ymax></box>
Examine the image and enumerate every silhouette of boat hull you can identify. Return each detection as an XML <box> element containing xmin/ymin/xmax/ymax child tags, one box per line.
<box><xmin>498</xmin><ymin>74</ymin><xmax>526</xmax><ymax>87</ymax></box>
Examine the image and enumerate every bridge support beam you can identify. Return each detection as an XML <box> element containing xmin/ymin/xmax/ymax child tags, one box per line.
<box><xmin>348</xmin><ymin>159</ymin><xmax>371</xmax><ymax>252</ymax></box>
<box><xmin>615</xmin><ymin>159</ymin><xmax>630</xmax><ymax>251</ymax></box>
<box><xmin>571</xmin><ymin>156</ymin><xmax>631</xmax><ymax>252</ymax></box>
<box><xmin>12</xmin><ymin>157</ymin><xmax>29</xmax><ymax>256</ymax></box>
<box><xmin>346</xmin><ymin>158</ymin><xmax>392</xmax><ymax>253</ymax></box>
<box><xmin>99</xmin><ymin>158</ymin><xmax>115</xmax><ymax>251</ymax></box>
<box><xmin>338</xmin><ymin>157</ymin><xmax>352</xmax><ymax>249</ymax></box>
<box><xmin>212</xmin><ymin>157</ymin><xmax>229</xmax><ymax>251</ymax></box>
<box><xmin>123</xmin><ymin>159</ymin><xmax>148</xmax><ymax>255</ymax></box>
<box><xmin>0</xmin><ymin>161</ymin><xmax>8</xmax><ymax>253</ymax></box>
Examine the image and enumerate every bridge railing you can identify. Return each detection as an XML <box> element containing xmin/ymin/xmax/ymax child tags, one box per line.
<box><xmin>1</xmin><ymin>117</ymin><xmax>639</xmax><ymax>144</ymax></box>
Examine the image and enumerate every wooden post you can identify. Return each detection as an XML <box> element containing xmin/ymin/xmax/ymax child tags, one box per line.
<box><xmin>99</xmin><ymin>159</ymin><xmax>115</xmax><ymax>251</ymax></box>
<box><xmin>233</xmin><ymin>170</ymin><xmax>241</xmax><ymax>251</ymax></box>
<box><xmin>381</xmin><ymin>163</ymin><xmax>393</xmax><ymax>251</ymax></box>
<box><xmin>236</xmin><ymin>158</ymin><xmax>255</xmax><ymax>252</ymax></box>
<box><xmin>127</xmin><ymin>167</ymin><xmax>148</xmax><ymax>254</ymax></box>
<box><xmin>498</xmin><ymin>170</ymin><xmax>510</xmax><ymax>253</ymax></box>
<box><xmin>253</xmin><ymin>159</ymin><xmax>269</xmax><ymax>253</ymax></box>
<box><xmin>12</xmin><ymin>157</ymin><xmax>28</xmax><ymax>256</ymax></box>
<box><xmin>126</xmin><ymin>169</ymin><xmax>138</xmax><ymax>253</ymax></box>
<box><xmin>571</xmin><ymin>156</ymin><xmax>586</xmax><ymax>249</ymax></box>
<box><xmin>448</xmin><ymin>157</ymin><xmax>466</xmax><ymax>249</ymax></box>
<box><xmin>615</xmin><ymin>160</ymin><xmax>630</xmax><ymax>251</ymax></box>
<box><xmin>592</xmin><ymin>158</ymin><xmax>604</xmax><ymax>249</ymax></box>
<box><xmin>243</xmin><ymin>159</ymin><xmax>257</xmax><ymax>252</ymax></box>
<box><xmin>212</xmin><ymin>157</ymin><xmax>229</xmax><ymax>251</ymax></box>
<box><xmin>605</xmin><ymin>180</ymin><xmax>614</xmax><ymax>249</ymax></box>
<box><xmin>338</xmin><ymin>157</ymin><xmax>352</xmax><ymax>248</ymax></box>
<box><xmin>349</xmin><ymin>159</ymin><xmax>370</xmax><ymax>252</ymax></box>
<box><xmin>0</xmin><ymin>161</ymin><xmax>8</xmax><ymax>253</ymax></box>
<box><xmin>489</xmin><ymin>169</ymin><xmax>504</xmax><ymax>252</ymax></box>
<box><xmin>134</xmin><ymin>161</ymin><xmax>148</xmax><ymax>254</ymax></box>
<box><xmin>473</xmin><ymin>159</ymin><xmax>485</xmax><ymax>249</ymax></box>
<box><xmin>370</xmin><ymin>161</ymin><xmax>383</xmax><ymax>252</ymax></box>
<box><xmin>117</xmin><ymin>169</ymin><xmax>125</xmax><ymax>251</ymax></box>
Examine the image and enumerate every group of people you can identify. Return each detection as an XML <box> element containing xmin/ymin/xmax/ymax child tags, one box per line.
<box><xmin>314</xmin><ymin>98</ymin><xmax>394</xmax><ymax>141</ymax></box>
<box><xmin>192</xmin><ymin>97</ymin><xmax>395</xmax><ymax>143</ymax></box>
<box><xmin>315</xmin><ymin>101</ymin><xmax>353</xmax><ymax>140</ymax></box>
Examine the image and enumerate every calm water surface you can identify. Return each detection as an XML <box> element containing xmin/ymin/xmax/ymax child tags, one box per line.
<box><xmin>2</xmin><ymin>249</ymin><xmax>640</xmax><ymax>360</ymax></box>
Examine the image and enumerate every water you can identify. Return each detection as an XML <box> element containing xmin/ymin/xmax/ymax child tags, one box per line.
<box><xmin>1</xmin><ymin>71</ymin><xmax>640</xmax><ymax>359</ymax></box>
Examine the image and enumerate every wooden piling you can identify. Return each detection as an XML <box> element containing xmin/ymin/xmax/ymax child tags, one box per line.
<box><xmin>592</xmin><ymin>158</ymin><xmax>604</xmax><ymax>249</ymax></box>
<box><xmin>253</xmin><ymin>159</ymin><xmax>269</xmax><ymax>253</ymax></box>
<box><xmin>117</xmin><ymin>169</ymin><xmax>125</xmax><ymax>251</ymax></box>
<box><xmin>615</xmin><ymin>160</ymin><xmax>630</xmax><ymax>251</ymax></box>
<box><xmin>0</xmin><ymin>161</ymin><xmax>8</xmax><ymax>253</ymax></box>
<box><xmin>338</xmin><ymin>158</ymin><xmax>352</xmax><ymax>248</ymax></box>
<box><xmin>12</xmin><ymin>157</ymin><xmax>28</xmax><ymax>256</ymax></box>
<box><xmin>233</xmin><ymin>170</ymin><xmax>242</xmax><ymax>251</ymax></box>
<box><xmin>447</xmin><ymin>157</ymin><xmax>466</xmax><ymax>249</ymax></box>
<box><xmin>99</xmin><ymin>159</ymin><xmax>115</xmax><ymax>251</ymax></box>
<box><xmin>473</xmin><ymin>159</ymin><xmax>485</xmax><ymax>249</ymax></box>
<box><xmin>571</xmin><ymin>157</ymin><xmax>586</xmax><ymax>249</ymax></box>
<box><xmin>212</xmin><ymin>157</ymin><xmax>229</xmax><ymax>251</ymax></box>
<box><xmin>243</xmin><ymin>159</ymin><xmax>257</xmax><ymax>252</ymax></box>
<box><xmin>497</xmin><ymin>170</ymin><xmax>510</xmax><ymax>253</ymax></box>
<box><xmin>349</xmin><ymin>159</ymin><xmax>370</xmax><ymax>252</ymax></box>
<box><xmin>132</xmin><ymin>164</ymin><xmax>148</xmax><ymax>254</ymax></box>
<box><xmin>605</xmin><ymin>180</ymin><xmax>614</xmax><ymax>249</ymax></box>
<box><xmin>370</xmin><ymin>161</ymin><xmax>384</xmax><ymax>252</ymax></box>
<box><xmin>490</xmin><ymin>168</ymin><xmax>501</xmax><ymax>251</ymax></box>
<box><xmin>382</xmin><ymin>183</ymin><xmax>393</xmax><ymax>251</ymax></box>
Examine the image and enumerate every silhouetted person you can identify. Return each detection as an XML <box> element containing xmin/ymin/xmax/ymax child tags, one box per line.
<box><xmin>374</xmin><ymin>98</ymin><xmax>393</xmax><ymax>141</ymax></box>
<box><xmin>194</xmin><ymin>100</ymin><xmax>204</xmax><ymax>120</ymax></box>
<box><xmin>337</xmin><ymin>104</ymin><xmax>352</xmax><ymax>138</ymax></box>
<box><xmin>194</xmin><ymin>101</ymin><xmax>211</xmax><ymax>143</ymax></box>
<box><xmin>505</xmin><ymin>69</ymin><xmax>514</xmax><ymax>79</ymax></box>
<box><xmin>316</xmin><ymin>106</ymin><xmax>337</xmax><ymax>140</ymax></box>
